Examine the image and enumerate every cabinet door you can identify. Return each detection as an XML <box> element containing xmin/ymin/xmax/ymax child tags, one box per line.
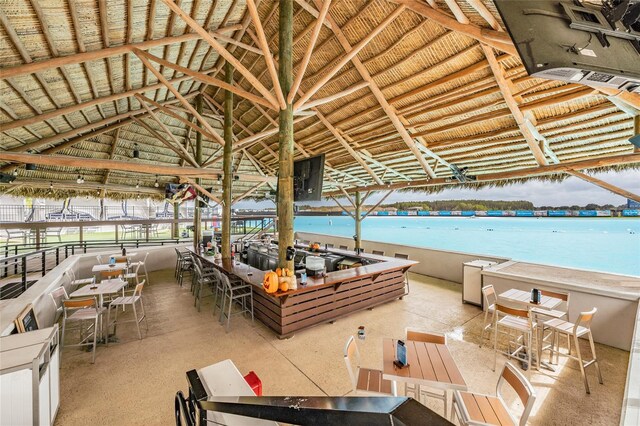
<box><xmin>0</xmin><ymin>369</ymin><xmax>34</xmax><ymax>425</ymax></box>
<box><xmin>39</xmin><ymin>366</ymin><xmax>50</xmax><ymax>426</ymax></box>
<box><xmin>49</xmin><ymin>346</ymin><xmax>60</xmax><ymax>423</ymax></box>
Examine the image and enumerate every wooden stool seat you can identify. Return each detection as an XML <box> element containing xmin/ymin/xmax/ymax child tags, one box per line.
<box><xmin>356</xmin><ymin>368</ymin><xmax>393</xmax><ymax>395</ymax></box>
<box><xmin>543</xmin><ymin>318</ymin><xmax>589</xmax><ymax>337</ymax></box>
<box><xmin>455</xmin><ymin>392</ymin><xmax>515</xmax><ymax>426</ymax></box>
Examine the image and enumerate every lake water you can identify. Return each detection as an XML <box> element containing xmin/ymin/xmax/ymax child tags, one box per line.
<box><xmin>294</xmin><ymin>216</ymin><xmax>640</xmax><ymax>277</ymax></box>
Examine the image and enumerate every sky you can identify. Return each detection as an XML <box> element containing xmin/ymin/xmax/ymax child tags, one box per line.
<box><xmin>234</xmin><ymin>168</ymin><xmax>640</xmax><ymax>209</ymax></box>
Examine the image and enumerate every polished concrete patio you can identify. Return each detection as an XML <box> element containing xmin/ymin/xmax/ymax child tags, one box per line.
<box><xmin>55</xmin><ymin>270</ymin><xmax>629</xmax><ymax>425</ymax></box>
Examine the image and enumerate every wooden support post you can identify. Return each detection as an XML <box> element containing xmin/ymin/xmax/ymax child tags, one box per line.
<box><xmin>222</xmin><ymin>60</ymin><xmax>234</xmax><ymax>260</ymax></box>
<box><xmin>193</xmin><ymin>94</ymin><xmax>203</xmax><ymax>250</ymax></box>
<box><xmin>354</xmin><ymin>191</ymin><xmax>362</xmax><ymax>252</ymax></box>
<box><xmin>173</xmin><ymin>203</ymin><xmax>180</xmax><ymax>238</ymax></box>
<box><xmin>278</xmin><ymin>0</ymin><xmax>295</xmax><ymax>270</ymax></box>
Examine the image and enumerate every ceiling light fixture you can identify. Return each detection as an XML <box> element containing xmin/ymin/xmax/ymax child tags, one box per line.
<box><xmin>77</xmin><ymin>174</ymin><xmax>82</xmax><ymax>184</ymax></box>
<box><xmin>133</xmin><ymin>143</ymin><xmax>140</xmax><ymax>159</ymax></box>
<box><xmin>12</xmin><ymin>169</ymin><xmax>18</xmax><ymax>177</ymax></box>
<box><xmin>49</xmin><ymin>182</ymin><xmax>53</xmax><ymax>190</ymax></box>
<box><xmin>154</xmin><ymin>175</ymin><xmax>159</xmax><ymax>188</ymax></box>
<box><xmin>136</xmin><ymin>181</ymin><xmax>140</xmax><ymax>189</ymax></box>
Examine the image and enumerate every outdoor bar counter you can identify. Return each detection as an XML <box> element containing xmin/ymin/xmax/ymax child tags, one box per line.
<box><xmin>190</xmin><ymin>247</ymin><xmax>417</xmax><ymax>338</ymax></box>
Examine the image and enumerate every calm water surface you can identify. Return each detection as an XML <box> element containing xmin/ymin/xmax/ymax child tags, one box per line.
<box><xmin>294</xmin><ymin>216</ymin><xmax>640</xmax><ymax>276</ymax></box>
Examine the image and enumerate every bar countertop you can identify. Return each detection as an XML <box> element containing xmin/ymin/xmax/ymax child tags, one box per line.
<box><xmin>189</xmin><ymin>246</ymin><xmax>417</xmax><ymax>298</ymax></box>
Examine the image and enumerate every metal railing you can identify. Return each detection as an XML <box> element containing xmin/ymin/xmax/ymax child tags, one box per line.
<box><xmin>0</xmin><ymin>238</ymin><xmax>189</xmax><ymax>300</ymax></box>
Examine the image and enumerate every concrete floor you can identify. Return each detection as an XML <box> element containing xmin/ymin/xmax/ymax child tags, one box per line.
<box><xmin>55</xmin><ymin>270</ymin><xmax>629</xmax><ymax>425</ymax></box>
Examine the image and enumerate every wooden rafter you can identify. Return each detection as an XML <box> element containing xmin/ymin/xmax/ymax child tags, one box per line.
<box><xmin>293</xmin><ymin>5</ymin><xmax>405</xmax><ymax>111</ymax></box>
<box><xmin>159</xmin><ymin>0</ymin><xmax>280</xmax><ymax>109</ymax></box>
<box><xmin>1</xmin><ymin>152</ymin><xmax>275</xmax><ymax>182</ymax></box>
<box><xmin>567</xmin><ymin>170</ymin><xmax>640</xmax><ymax>203</ymax></box>
<box><xmin>103</xmin><ymin>128</ymin><xmax>121</xmax><ymax>184</ymax></box>
<box><xmin>296</xmin><ymin>81</ymin><xmax>369</xmax><ymax>111</ymax></box>
<box><xmin>288</xmin><ymin>0</ymin><xmax>333</xmax><ymax>104</ymax></box>
<box><xmin>481</xmin><ymin>44</ymin><xmax>548</xmax><ymax>166</ymax></box>
<box><xmin>135</xmin><ymin>49</ymin><xmax>226</xmax><ymax>147</ymax></box>
<box><xmin>232</xmin><ymin>182</ymin><xmax>268</xmax><ymax>205</ymax></box>
<box><xmin>393</xmin><ymin>0</ymin><xmax>516</xmax><ymax>55</ymax></box>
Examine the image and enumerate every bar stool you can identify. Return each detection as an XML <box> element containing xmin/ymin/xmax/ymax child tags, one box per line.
<box><xmin>480</xmin><ymin>285</ymin><xmax>498</xmax><ymax>347</ymax></box>
<box><xmin>61</xmin><ymin>297</ymin><xmax>105</xmax><ymax>364</ymax></box>
<box><xmin>105</xmin><ymin>281</ymin><xmax>147</xmax><ymax>344</ymax></box>
<box><xmin>218</xmin><ymin>273</ymin><xmax>254</xmax><ymax>332</ymax></box>
<box><xmin>493</xmin><ymin>304</ymin><xmax>536</xmax><ymax>372</ymax></box>
<box><xmin>541</xmin><ymin>307</ymin><xmax>603</xmax><ymax>394</ymax></box>
<box><xmin>177</xmin><ymin>252</ymin><xmax>193</xmax><ymax>287</ymax></box>
<box><xmin>211</xmin><ymin>268</ymin><xmax>226</xmax><ymax>316</ymax></box>
<box><xmin>193</xmin><ymin>258</ymin><xmax>217</xmax><ymax>312</ymax></box>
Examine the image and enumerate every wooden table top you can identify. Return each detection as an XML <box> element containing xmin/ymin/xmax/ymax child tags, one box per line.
<box><xmin>92</xmin><ymin>263</ymin><xmax>128</xmax><ymax>273</ymax></box>
<box><xmin>70</xmin><ymin>278</ymin><xmax>127</xmax><ymax>297</ymax></box>
<box><xmin>382</xmin><ymin>338</ymin><xmax>467</xmax><ymax>391</ymax></box>
<box><xmin>499</xmin><ymin>288</ymin><xmax>563</xmax><ymax>310</ymax></box>
<box><xmin>190</xmin><ymin>247</ymin><xmax>417</xmax><ymax>298</ymax></box>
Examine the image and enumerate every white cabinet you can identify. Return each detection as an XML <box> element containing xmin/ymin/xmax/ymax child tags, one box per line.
<box><xmin>462</xmin><ymin>260</ymin><xmax>498</xmax><ymax>307</ymax></box>
<box><xmin>0</xmin><ymin>326</ymin><xmax>60</xmax><ymax>426</ymax></box>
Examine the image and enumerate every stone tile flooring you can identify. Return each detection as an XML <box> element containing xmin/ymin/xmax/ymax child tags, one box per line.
<box><xmin>55</xmin><ymin>270</ymin><xmax>628</xmax><ymax>425</ymax></box>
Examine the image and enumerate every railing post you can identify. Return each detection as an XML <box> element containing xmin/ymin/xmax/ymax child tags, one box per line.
<box><xmin>21</xmin><ymin>257</ymin><xmax>26</xmax><ymax>291</ymax></box>
<box><xmin>56</xmin><ymin>247</ymin><xmax>60</xmax><ymax>265</ymax></box>
<box><xmin>79</xmin><ymin>225</ymin><xmax>84</xmax><ymax>245</ymax></box>
<box><xmin>115</xmin><ymin>224</ymin><xmax>119</xmax><ymax>243</ymax></box>
<box><xmin>42</xmin><ymin>252</ymin><xmax>46</xmax><ymax>276</ymax></box>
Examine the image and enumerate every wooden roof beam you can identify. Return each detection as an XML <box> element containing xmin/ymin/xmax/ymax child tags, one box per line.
<box><xmin>288</xmin><ymin>0</ymin><xmax>333</xmax><ymax>104</ymax></box>
<box><xmin>0</xmin><ymin>25</ymin><xmax>241</xmax><ymax>80</ymax></box>
<box><xmin>1</xmin><ymin>152</ymin><xmax>275</xmax><ymax>182</ymax></box>
<box><xmin>103</xmin><ymin>128</ymin><xmax>121</xmax><ymax>184</ymax></box>
<box><xmin>296</xmin><ymin>81</ymin><xmax>369</xmax><ymax>111</ymax></box>
<box><xmin>316</xmin><ymin>2</ymin><xmax>436</xmax><ymax>178</ymax></box>
<box><xmin>481</xmin><ymin>44</ymin><xmax>548</xmax><ymax>166</ymax></box>
<box><xmin>160</xmin><ymin>0</ymin><xmax>280</xmax><ymax>109</ymax></box>
<box><xmin>393</xmin><ymin>0</ymin><xmax>516</xmax><ymax>55</ymax></box>
<box><xmin>246</xmin><ymin>0</ymin><xmax>286</xmax><ymax>110</ymax></box>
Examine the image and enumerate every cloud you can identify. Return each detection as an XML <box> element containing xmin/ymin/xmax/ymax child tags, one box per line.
<box><xmin>234</xmin><ymin>169</ymin><xmax>640</xmax><ymax>209</ymax></box>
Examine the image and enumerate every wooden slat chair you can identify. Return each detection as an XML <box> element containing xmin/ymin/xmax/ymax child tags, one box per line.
<box><xmin>112</xmin><ymin>256</ymin><xmax>128</xmax><ymax>263</ymax></box>
<box><xmin>96</xmin><ymin>254</ymin><xmax>105</xmax><ymax>264</ymax></box>
<box><xmin>105</xmin><ymin>280</ymin><xmax>147</xmax><ymax>344</ymax></box>
<box><xmin>480</xmin><ymin>285</ymin><xmax>498</xmax><ymax>347</ymax></box>
<box><xmin>129</xmin><ymin>252</ymin><xmax>150</xmax><ymax>284</ymax></box>
<box><xmin>542</xmin><ymin>307</ymin><xmax>603</xmax><ymax>394</ymax></box>
<box><xmin>50</xmin><ymin>286</ymin><xmax>69</xmax><ymax>323</ymax></box>
<box><xmin>100</xmin><ymin>269</ymin><xmax>122</xmax><ymax>281</ymax></box>
<box><xmin>394</xmin><ymin>253</ymin><xmax>410</xmax><ymax>294</ymax></box>
<box><xmin>493</xmin><ymin>304</ymin><xmax>536</xmax><ymax>372</ymax></box>
<box><xmin>451</xmin><ymin>361</ymin><xmax>536</xmax><ymax>426</ymax></box>
<box><xmin>531</xmin><ymin>289</ymin><xmax>571</xmax><ymax>363</ymax></box>
<box><xmin>61</xmin><ymin>297</ymin><xmax>105</xmax><ymax>364</ymax></box>
<box><xmin>343</xmin><ymin>336</ymin><xmax>393</xmax><ymax>396</ymax></box>
<box><xmin>405</xmin><ymin>329</ymin><xmax>449</xmax><ymax>415</ymax></box>
<box><xmin>65</xmin><ymin>268</ymin><xmax>94</xmax><ymax>289</ymax></box>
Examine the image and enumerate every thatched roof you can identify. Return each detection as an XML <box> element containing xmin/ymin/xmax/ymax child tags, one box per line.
<box><xmin>0</xmin><ymin>0</ymin><xmax>638</xmax><ymax>201</ymax></box>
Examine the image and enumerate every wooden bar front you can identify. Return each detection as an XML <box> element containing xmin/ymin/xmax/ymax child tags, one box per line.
<box><xmin>191</xmin><ymin>248</ymin><xmax>417</xmax><ymax>338</ymax></box>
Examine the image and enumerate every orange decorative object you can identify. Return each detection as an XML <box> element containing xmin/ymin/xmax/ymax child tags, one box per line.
<box><xmin>263</xmin><ymin>271</ymin><xmax>279</xmax><ymax>293</ymax></box>
<box><xmin>311</xmin><ymin>243</ymin><xmax>320</xmax><ymax>251</ymax></box>
<box><xmin>286</xmin><ymin>269</ymin><xmax>294</xmax><ymax>277</ymax></box>
<box><xmin>275</xmin><ymin>267</ymin><xmax>282</xmax><ymax>277</ymax></box>
<box><xmin>278</xmin><ymin>276</ymin><xmax>289</xmax><ymax>292</ymax></box>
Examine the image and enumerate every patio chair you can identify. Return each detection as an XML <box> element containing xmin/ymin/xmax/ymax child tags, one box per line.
<box><xmin>404</xmin><ymin>329</ymin><xmax>448</xmax><ymax>415</ymax></box>
<box><xmin>96</xmin><ymin>255</ymin><xmax>105</xmax><ymax>264</ymax></box>
<box><xmin>480</xmin><ymin>285</ymin><xmax>498</xmax><ymax>347</ymax></box>
<box><xmin>65</xmin><ymin>268</ymin><xmax>94</xmax><ymax>289</ymax></box>
<box><xmin>105</xmin><ymin>281</ymin><xmax>147</xmax><ymax>344</ymax></box>
<box><xmin>50</xmin><ymin>286</ymin><xmax>69</xmax><ymax>323</ymax></box>
<box><xmin>123</xmin><ymin>261</ymin><xmax>142</xmax><ymax>286</ymax></box>
<box><xmin>451</xmin><ymin>362</ymin><xmax>536</xmax><ymax>426</ymax></box>
<box><xmin>343</xmin><ymin>336</ymin><xmax>393</xmax><ymax>396</ymax></box>
<box><xmin>61</xmin><ymin>297</ymin><xmax>105</xmax><ymax>364</ymax></box>
<box><xmin>130</xmin><ymin>252</ymin><xmax>149</xmax><ymax>284</ymax></box>
<box><xmin>218</xmin><ymin>272</ymin><xmax>254</xmax><ymax>333</ymax></box>
<box><xmin>493</xmin><ymin>304</ymin><xmax>536</xmax><ymax>372</ymax></box>
<box><xmin>193</xmin><ymin>257</ymin><xmax>217</xmax><ymax>312</ymax></box>
<box><xmin>541</xmin><ymin>307</ymin><xmax>603</xmax><ymax>394</ymax></box>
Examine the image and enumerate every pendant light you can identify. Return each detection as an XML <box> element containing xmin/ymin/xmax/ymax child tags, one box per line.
<box><xmin>132</xmin><ymin>143</ymin><xmax>140</xmax><ymax>158</ymax></box>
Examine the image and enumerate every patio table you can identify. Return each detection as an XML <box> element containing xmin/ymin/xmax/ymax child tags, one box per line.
<box><xmin>382</xmin><ymin>338</ymin><xmax>467</xmax><ymax>398</ymax></box>
<box><xmin>498</xmin><ymin>288</ymin><xmax>563</xmax><ymax>310</ymax></box>
<box><xmin>91</xmin><ymin>263</ymin><xmax>128</xmax><ymax>273</ymax></box>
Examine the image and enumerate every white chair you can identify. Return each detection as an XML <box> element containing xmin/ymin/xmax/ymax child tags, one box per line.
<box><xmin>451</xmin><ymin>362</ymin><xmax>536</xmax><ymax>426</ymax></box>
<box><xmin>493</xmin><ymin>304</ymin><xmax>536</xmax><ymax>372</ymax></box>
<box><xmin>480</xmin><ymin>285</ymin><xmax>498</xmax><ymax>347</ymax></box>
<box><xmin>131</xmin><ymin>252</ymin><xmax>149</xmax><ymax>284</ymax></box>
<box><xmin>65</xmin><ymin>268</ymin><xmax>94</xmax><ymax>288</ymax></box>
<box><xmin>96</xmin><ymin>254</ymin><xmax>105</xmax><ymax>264</ymax></box>
<box><xmin>105</xmin><ymin>280</ymin><xmax>147</xmax><ymax>344</ymax></box>
<box><xmin>61</xmin><ymin>297</ymin><xmax>105</xmax><ymax>364</ymax></box>
<box><xmin>404</xmin><ymin>329</ymin><xmax>448</xmax><ymax>415</ymax></box>
<box><xmin>50</xmin><ymin>286</ymin><xmax>69</xmax><ymax>323</ymax></box>
<box><xmin>343</xmin><ymin>336</ymin><xmax>393</xmax><ymax>395</ymax></box>
<box><xmin>123</xmin><ymin>261</ymin><xmax>142</xmax><ymax>286</ymax></box>
<box><xmin>542</xmin><ymin>307</ymin><xmax>603</xmax><ymax>394</ymax></box>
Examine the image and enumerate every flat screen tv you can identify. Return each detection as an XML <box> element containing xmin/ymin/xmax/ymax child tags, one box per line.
<box><xmin>494</xmin><ymin>0</ymin><xmax>640</xmax><ymax>92</ymax></box>
<box><xmin>294</xmin><ymin>154</ymin><xmax>325</xmax><ymax>202</ymax></box>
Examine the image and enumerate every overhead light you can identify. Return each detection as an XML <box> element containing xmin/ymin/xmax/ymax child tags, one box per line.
<box><xmin>12</xmin><ymin>169</ymin><xmax>18</xmax><ymax>177</ymax></box>
<box><xmin>133</xmin><ymin>143</ymin><xmax>140</xmax><ymax>158</ymax></box>
<box><xmin>234</xmin><ymin>175</ymin><xmax>239</xmax><ymax>181</ymax></box>
<box><xmin>217</xmin><ymin>174</ymin><xmax>222</xmax><ymax>181</ymax></box>
<box><xmin>49</xmin><ymin>182</ymin><xmax>53</xmax><ymax>190</ymax></box>
<box><xmin>154</xmin><ymin>176</ymin><xmax>159</xmax><ymax>188</ymax></box>
<box><xmin>136</xmin><ymin>181</ymin><xmax>140</xmax><ymax>189</ymax></box>
<box><xmin>25</xmin><ymin>163</ymin><xmax>36</xmax><ymax>171</ymax></box>
<box><xmin>77</xmin><ymin>174</ymin><xmax>82</xmax><ymax>184</ymax></box>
